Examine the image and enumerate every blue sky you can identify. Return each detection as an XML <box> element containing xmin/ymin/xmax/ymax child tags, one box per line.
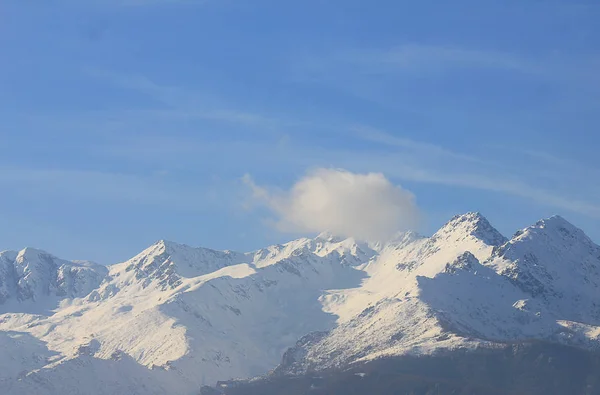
<box><xmin>1</xmin><ymin>0</ymin><xmax>599</xmax><ymax>263</ymax></box>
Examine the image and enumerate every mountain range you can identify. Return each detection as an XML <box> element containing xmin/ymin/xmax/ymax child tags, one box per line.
<box><xmin>1</xmin><ymin>212</ymin><xmax>599</xmax><ymax>394</ymax></box>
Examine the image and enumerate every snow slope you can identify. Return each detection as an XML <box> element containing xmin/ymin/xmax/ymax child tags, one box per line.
<box><xmin>0</xmin><ymin>248</ymin><xmax>107</xmax><ymax>314</ymax></box>
<box><xmin>1</xmin><ymin>213</ymin><xmax>600</xmax><ymax>394</ymax></box>
<box><xmin>0</xmin><ymin>237</ymin><xmax>374</xmax><ymax>393</ymax></box>
<box><xmin>278</xmin><ymin>213</ymin><xmax>600</xmax><ymax>374</ymax></box>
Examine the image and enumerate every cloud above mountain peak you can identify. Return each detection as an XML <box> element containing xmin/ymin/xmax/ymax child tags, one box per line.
<box><xmin>243</xmin><ymin>168</ymin><xmax>420</xmax><ymax>241</ymax></box>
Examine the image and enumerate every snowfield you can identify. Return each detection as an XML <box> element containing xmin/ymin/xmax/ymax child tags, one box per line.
<box><xmin>1</xmin><ymin>213</ymin><xmax>599</xmax><ymax>394</ymax></box>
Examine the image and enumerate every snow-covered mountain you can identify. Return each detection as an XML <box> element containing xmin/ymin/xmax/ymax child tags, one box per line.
<box><xmin>0</xmin><ymin>248</ymin><xmax>107</xmax><ymax>312</ymax></box>
<box><xmin>280</xmin><ymin>213</ymin><xmax>600</xmax><ymax>375</ymax></box>
<box><xmin>1</xmin><ymin>213</ymin><xmax>600</xmax><ymax>394</ymax></box>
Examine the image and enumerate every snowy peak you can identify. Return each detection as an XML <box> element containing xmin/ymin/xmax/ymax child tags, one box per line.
<box><xmin>398</xmin><ymin>212</ymin><xmax>506</xmax><ymax>277</ymax></box>
<box><xmin>15</xmin><ymin>247</ymin><xmax>51</xmax><ymax>263</ymax></box>
<box><xmin>0</xmin><ymin>248</ymin><xmax>107</xmax><ymax>308</ymax></box>
<box><xmin>493</xmin><ymin>215</ymin><xmax>600</xmax><ymax>277</ymax></box>
<box><xmin>510</xmin><ymin>215</ymin><xmax>593</xmax><ymax>245</ymax></box>
<box><xmin>119</xmin><ymin>240</ymin><xmax>247</xmax><ymax>288</ymax></box>
<box><xmin>433</xmin><ymin>212</ymin><xmax>507</xmax><ymax>247</ymax></box>
<box><xmin>488</xmin><ymin>215</ymin><xmax>600</xmax><ymax>323</ymax></box>
<box><xmin>2</xmin><ymin>211</ymin><xmax>600</xmax><ymax>394</ymax></box>
<box><xmin>315</xmin><ymin>231</ymin><xmax>346</xmax><ymax>244</ymax></box>
<box><xmin>275</xmin><ymin>213</ymin><xmax>600</xmax><ymax>375</ymax></box>
<box><xmin>310</xmin><ymin>235</ymin><xmax>377</xmax><ymax>266</ymax></box>
<box><xmin>251</xmin><ymin>234</ymin><xmax>376</xmax><ymax>269</ymax></box>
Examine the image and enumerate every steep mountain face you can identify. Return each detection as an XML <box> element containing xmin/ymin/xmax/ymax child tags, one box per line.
<box><xmin>119</xmin><ymin>240</ymin><xmax>249</xmax><ymax>290</ymax></box>
<box><xmin>0</xmin><ymin>248</ymin><xmax>107</xmax><ymax>310</ymax></box>
<box><xmin>1</xmin><ymin>213</ymin><xmax>599</xmax><ymax>395</ymax></box>
<box><xmin>267</xmin><ymin>212</ymin><xmax>600</xmax><ymax>375</ymax></box>
<box><xmin>0</xmin><ymin>236</ymin><xmax>375</xmax><ymax>393</ymax></box>
<box><xmin>487</xmin><ymin>216</ymin><xmax>600</xmax><ymax>324</ymax></box>
<box><xmin>278</xmin><ymin>212</ymin><xmax>514</xmax><ymax>373</ymax></box>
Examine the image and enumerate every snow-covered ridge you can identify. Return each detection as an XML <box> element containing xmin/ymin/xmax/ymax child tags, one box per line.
<box><xmin>1</xmin><ymin>212</ymin><xmax>599</xmax><ymax>394</ymax></box>
<box><xmin>269</xmin><ymin>213</ymin><xmax>600</xmax><ymax>373</ymax></box>
<box><xmin>0</xmin><ymin>248</ymin><xmax>107</xmax><ymax>310</ymax></box>
<box><xmin>487</xmin><ymin>215</ymin><xmax>600</xmax><ymax>324</ymax></box>
<box><xmin>433</xmin><ymin>212</ymin><xmax>507</xmax><ymax>246</ymax></box>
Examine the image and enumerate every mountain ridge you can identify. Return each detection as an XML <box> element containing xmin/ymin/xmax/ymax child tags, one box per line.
<box><xmin>1</xmin><ymin>213</ymin><xmax>599</xmax><ymax>394</ymax></box>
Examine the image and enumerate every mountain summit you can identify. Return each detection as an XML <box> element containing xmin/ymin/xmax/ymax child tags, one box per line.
<box><xmin>433</xmin><ymin>212</ymin><xmax>508</xmax><ymax>246</ymax></box>
<box><xmin>0</xmin><ymin>248</ymin><xmax>106</xmax><ymax>310</ymax></box>
<box><xmin>0</xmin><ymin>213</ymin><xmax>599</xmax><ymax>394</ymax></box>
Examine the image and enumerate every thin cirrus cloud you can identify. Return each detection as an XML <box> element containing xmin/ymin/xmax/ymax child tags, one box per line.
<box><xmin>0</xmin><ymin>167</ymin><xmax>219</xmax><ymax>211</ymax></box>
<box><xmin>299</xmin><ymin>44</ymin><xmax>597</xmax><ymax>84</ymax></box>
<box><xmin>306</xmin><ymin>139</ymin><xmax>600</xmax><ymax>219</ymax></box>
<box><xmin>62</xmin><ymin>108</ymin><xmax>600</xmax><ymax>220</ymax></box>
<box><xmin>294</xmin><ymin>44</ymin><xmax>600</xmax><ymax>116</ymax></box>
<box><xmin>350</xmin><ymin>124</ymin><xmax>486</xmax><ymax>164</ymax></box>
<box><xmin>102</xmin><ymin>0</ymin><xmax>208</xmax><ymax>7</ymax></box>
<box><xmin>243</xmin><ymin>168</ymin><xmax>421</xmax><ymax>241</ymax></box>
<box><xmin>340</xmin><ymin>45</ymin><xmax>535</xmax><ymax>73</ymax></box>
<box><xmin>88</xmin><ymin>70</ymin><xmax>283</xmax><ymax>130</ymax></box>
<box><xmin>68</xmin><ymin>71</ymin><xmax>600</xmax><ymax>220</ymax></box>
<box><xmin>296</xmin><ymin>45</ymin><xmax>536</xmax><ymax>84</ymax></box>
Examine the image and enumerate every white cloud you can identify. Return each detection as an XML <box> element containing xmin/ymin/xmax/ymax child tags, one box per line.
<box><xmin>243</xmin><ymin>168</ymin><xmax>420</xmax><ymax>241</ymax></box>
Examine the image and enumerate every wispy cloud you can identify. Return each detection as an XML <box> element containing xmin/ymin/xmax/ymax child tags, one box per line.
<box><xmin>307</xmin><ymin>145</ymin><xmax>600</xmax><ymax>219</ymax></box>
<box><xmin>294</xmin><ymin>44</ymin><xmax>600</xmax><ymax>118</ymax></box>
<box><xmin>75</xmin><ymin>108</ymin><xmax>600</xmax><ymax>220</ymax></box>
<box><xmin>351</xmin><ymin>124</ymin><xmax>485</xmax><ymax>164</ymax></box>
<box><xmin>155</xmin><ymin>134</ymin><xmax>600</xmax><ymax>219</ymax></box>
<box><xmin>381</xmin><ymin>163</ymin><xmax>600</xmax><ymax>218</ymax></box>
<box><xmin>88</xmin><ymin>70</ymin><xmax>283</xmax><ymax>130</ymax></box>
<box><xmin>8</xmin><ymin>111</ymin><xmax>600</xmax><ymax>221</ymax></box>
<box><xmin>25</xmin><ymin>68</ymin><xmax>600</xmax><ymax>222</ymax></box>
<box><xmin>273</xmin><ymin>43</ymin><xmax>600</xmax><ymax>219</ymax></box>
<box><xmin>299</xmin><ymin>43</ymin><xmax>599</xmax><ymax>84</ymax></box>
<box><xmin>337</xmin><ymin>45</ymin><xmax>538</xmax><ymax>74</ymax></box>
<box><xmin>104</xmin><ymin>0</ymin><xmax>209</xmax><ymax>7</ymax></box>
<box><xmin>0</xmin><ymin>167</ymin><xmax>220</xmax><ymax>211</ymax></box>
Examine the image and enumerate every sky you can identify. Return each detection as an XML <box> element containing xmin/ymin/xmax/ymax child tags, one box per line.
<box><xmin>1</xmin><ymin>0</ymin><xmax>599</xmax><ymax>263</ymax></box>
